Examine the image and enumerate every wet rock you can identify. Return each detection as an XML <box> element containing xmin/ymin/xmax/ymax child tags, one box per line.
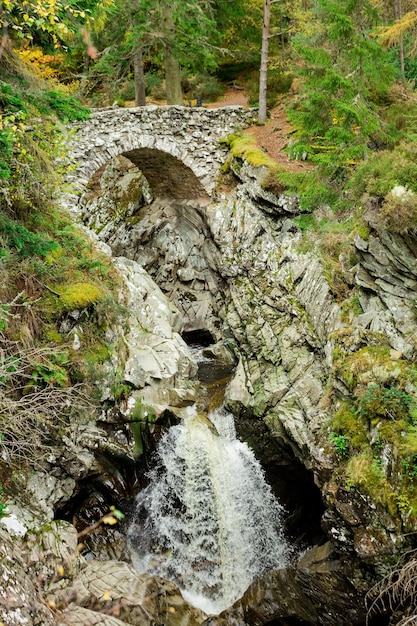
<box><xmin>204</xmin><ymin>566</ymin><xmax>367</xmax><ymax>626</ymax></box>
<box><xmin>57</xmin><ymin>561</ymin><xmax>206</xmax><ymax>626</ymax></box>
<box><xmin>57</xmin><ymin>111</ymin><xmax>417</xmax><ymax>624</ymax></box>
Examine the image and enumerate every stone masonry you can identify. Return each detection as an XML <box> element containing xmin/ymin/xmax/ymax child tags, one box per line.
<box><xmin>65</xmin><ymin>105</ymin><xmax>255</xmax><ymax>201</ymax></box>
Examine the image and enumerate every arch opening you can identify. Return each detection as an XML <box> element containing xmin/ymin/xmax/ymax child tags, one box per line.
<box><xmin>122</xmin><ymin>147</ymin><xmax>209</xmax><ymax>201</ymax></box>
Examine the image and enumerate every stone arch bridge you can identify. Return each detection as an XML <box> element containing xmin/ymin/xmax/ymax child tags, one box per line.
<box><xmin>65</xmin><ymin>105</ymin><xmax>255</xmax><ymax>202</ymax></box>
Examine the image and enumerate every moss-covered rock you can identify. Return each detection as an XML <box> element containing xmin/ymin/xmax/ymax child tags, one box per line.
<box><xmin>55</xmin><ymin>282</ymin><xmax>106</xmax><ymax>311</ymax></box>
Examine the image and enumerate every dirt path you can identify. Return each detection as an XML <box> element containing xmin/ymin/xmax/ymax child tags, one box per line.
<box><xmin>209</xmin><ymin>88</ymin><xmax>311</xmax><ymax>173</ymax></box>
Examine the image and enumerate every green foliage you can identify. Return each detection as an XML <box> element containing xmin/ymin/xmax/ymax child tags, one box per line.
<box><xmin>329</xmin><ymin>432</ymin><xmax>349</xmax><ymax>456</ymax></box>
<box><xmin>85</xmin><ymin>0</ymin><xmax>219</xmax><ymax>103</ymax></box>
<box><xmin>279</xmin><ymin>170</ymin><xmax>339</xmax><ymax>212</ymax></box>
<box><xmin>379</xmin><ymin>186</ymin><xmax>417</xmax><ymax>234</ymax></box>
<box><xmin>0</xmin><ymin>84</ymin><xmax>28</xmax><ymax>113</ymax></box>
<box><xmin>247</xmin><ymin>67</ymin><xmax>293</xmax><ymax>108</ymax></box>
<box><xmin>331</xmin><ymin>338</ymin><xmax>417</xmax><ymax>521</ymax></box>
<box><xmin>28</xmin><ymin>352</ymin><xmax>70</xmax><ymax>388</ymax></box>
<box><xmin>348</xmin><ymin>142</ymin><xmax>417</xmax><ymax>200</ymax></box>
<box><xmin>340</xmin><ymin>293</ymin><xmax>363</xmax><ymax>322</ymax></box>
<box><xmin>0</xmin><ymin>485</ymin><xmax>7</xmax><ymax>518</ymax></box>
<box><xmin>333</xmin><ymin>402</ymin><xmax>368</xmax><ymax>450</ymax></box>
<box><xmin>0</xmin><ymin>214</ymin><xmax>59</xmax><ymax>258</ymax></box>
<box><xmin>287</xmin><ymin>0</ymin><xmax>395</xmax><ymax>180</ymax></box>
<box><xmin>357</xmin><ymin>384</ymin><xmax>417</xmax><ymax>424</ymax></box>
<box><xmin>184</xmin><ymin>73</ymin><xmax>226</xmax><ymax>102</ymax></box>
<box><xmin>145</xmin><ymin>72</ymin><xmax>165</xmax><ymax>99</ymax></box>
<box><xmin>34</xmin><ymin>91</ymin><xmax>90</xmax><ymax>122</ymax></box>
<box><xmin>1</xmin><ymin>0</ymin><xmax>88</xmax><ymax>46</ymax></box>
<box><xmin>0</xmin><ymin>130</ymin><xmax>13</xmax><ymax>179</ymax></box>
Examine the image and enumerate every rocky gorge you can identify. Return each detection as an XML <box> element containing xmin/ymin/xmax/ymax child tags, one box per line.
<box><xmin>2</xmin><ymin>105</ymin><xmax>417</xmax><ymax>626</ymax></box>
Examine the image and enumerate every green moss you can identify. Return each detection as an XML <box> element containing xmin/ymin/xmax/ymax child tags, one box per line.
<box><xmin>44</xmin><ymin>327</ymin><xmax>64</xmax><ymax>344</ymax></box>
<box><xmin>55</xmin><ymin>282</ymin><xmax>106</xmax><ymax>311</ymax></box>
<box><xmin>345</xmin><ymin>451</ymin><xmax>396</xmax><ymax>514</ymax></box>
<box><xmin>353</xmin><ymin>218</ymin><xmax>371</xmax><ymax>241</ymax></box>
<box><xmin>333</xmin><ymin>344</ymin><xmax>411</xmax><ymax>392</ymax></box>
<box><xmin>225</xmin><ymin>133</ymin><xmax>284</xmax><ymax>172</ymax></box>
<box><xmin>84</xmin><ymin>344</ymin><xmax>110</xmax><ymax>365</ymax></box>
<box><xmin>333</xmin><ymin>402</ymin><xmax>368</xmax><ymax>450</ymax></box>
<box><xmin>129</xmin><ymin>400</ymin><xmax>156</xmax><ymax>457</ymax></box>
<box><xmin>357</xmin><ymin>384</ymin><xmax>417</xmax><ymax>424</ymax></box>
<box><xmin>131</xmin><ymin>399</ymin><xmax>155</xmax><ymax>424</ymax></box>
<box><xmin>330</xmin><ymin>342</ymin><xmax>417</xmax><ymax>525</ymax></box>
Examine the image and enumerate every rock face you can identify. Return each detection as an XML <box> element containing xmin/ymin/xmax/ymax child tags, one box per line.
<box><xmin>0</xmin><ymin>522</ymin><xmax>205</xmax><ymax>626</ymax></box>
<box><xmin>76</xmin><ymin>138</ymin><xmax>417</xmax><ymax>577</ymax></box>
<box><xmin>115</xmin><ymin>256</ymin><xmax>197</xmax><ymax>388</ymax></box>
<box><xmin>355</xmin><ymin>227</ymin><xmax>417</xmax><ymax>358</ymax></box>
<box><xmin>23</xmin><ymin>109</ymin><xmax>416</xmax><ymax>625</ymax></box>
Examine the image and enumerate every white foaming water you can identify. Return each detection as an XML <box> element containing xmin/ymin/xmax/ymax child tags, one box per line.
<box><xmin>128</xmin><ymin>407</ymin><xmax>290</xmax><ymax>615</ymax></box>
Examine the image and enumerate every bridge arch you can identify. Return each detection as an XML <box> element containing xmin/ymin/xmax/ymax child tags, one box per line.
<box><xmin>65</xmin><ymin>105</ymin><xmax>254</xmax><ymax>202</ymax></box>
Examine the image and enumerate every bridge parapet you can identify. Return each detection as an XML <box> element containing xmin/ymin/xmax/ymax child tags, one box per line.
<box><xmin>65</xmin><ymin>105</ymin><xmax>255</xmax><ymax>200</ymax></box>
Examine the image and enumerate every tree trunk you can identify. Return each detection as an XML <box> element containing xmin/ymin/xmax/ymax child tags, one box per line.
<box><xmin>162</xmin><ymin>4</ymin><xmax>183</xmax><ymax>105</ymax></box>
<box><xmin>258</xmin><ymin>0</ymin><xmax>271</xmax><ymax>124</ymax></box>
<box><xmin>133</xmin><ymin>46</ymin><xmax>146</xmax><ymax>106</ymax></box>
<box><xmin>164</xmin><ymin>51</ymin><xmax>183</xmax><ymax>104</ymax></box>
<box><xmin>394</xmin><ymin>0</ymin><xmax>405</xmax><ymax>80</ymax></box>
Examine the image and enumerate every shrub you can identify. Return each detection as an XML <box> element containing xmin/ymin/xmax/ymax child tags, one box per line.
<box><xmin>0</xmin><ymin>344</ymin><xmax>94</xmax><ymax>467</ymax></box>
<box><xmin>0</xmin><ymin>84</ymin><xmax>27</xmax><ymax>113</ymax></box>
<box><xmin>357</xmin><ymin>384</ymin><xmax>417</xmax><ymax>424</ymax></box>
<box><xmin>378</xmin><ymin>185</ymin><xmax>417</xmax><ymax>234</ymax></box>
<box><xmin>185</xmin><ymin>74</ymin><xmax>226</xmax><ymax>102</ymax></box>
<box><xmin>145</xmin><ymin>72</ymin><xmax>165</xmax><ymax>100</ymax></box>
<box><xmin>348</xmin><ymin>141</ymin><xmax>417</xmax><ymax>199</ymax></box>
<box><xmin>35</xmin><ymin>90</ymin><xmax>90</xmax><ymax>122</ymax></box>
<box><xmin>247</xmin><ymin>67</ymin><xmax>293</xmax><ymax>108</ymax></box>
<box><xmin>329</xmin><ymin>432</ymin><xmax>349</xmax><ymax>456</ymax></box>
<box><xmin>0</xmin><ymin>215</ymin><xmax>59</xmax><ymax>258</ymax></box>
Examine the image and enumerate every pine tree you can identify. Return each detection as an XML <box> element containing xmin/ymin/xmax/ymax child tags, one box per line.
<box><xmin>288</xmin><ymin>0</ymin><xmax>396</xmax><ymax>178</ymax></box>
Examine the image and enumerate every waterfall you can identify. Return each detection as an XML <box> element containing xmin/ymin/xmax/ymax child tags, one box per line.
<box><xmin>128</xmin><ymin>406</ymin><xmax>290</xmax><ymax>615</ymax></box>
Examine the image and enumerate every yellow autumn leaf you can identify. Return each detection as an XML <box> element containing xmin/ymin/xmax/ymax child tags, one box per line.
<box><xmin>102</xmin><ymin>515</ymin><xmax>117</xmax><ymax>525</ymax></box>
<box><xmin>56</xmin><ymin>564</ymin><xmax>65</xmax><ymax>577</ymax></box>
<box><xmin>23</xmin><ymin>13</ymin><xmax>29</xmax><ymax>21</ymax></box>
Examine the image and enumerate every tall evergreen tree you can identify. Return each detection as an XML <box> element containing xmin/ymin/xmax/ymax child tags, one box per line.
<box><xmin>288</xmin><ymin>0</ymin><xmax>396</xmax><ymax>178</ymax></box>
<box><xmin>259</xmin><ymin>0</ymin><xmax>272</xmax><ymax>123</ymax></box>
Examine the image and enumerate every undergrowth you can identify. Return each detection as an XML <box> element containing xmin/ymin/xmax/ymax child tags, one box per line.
<box><xmin>330</xmin><ymin>331</ymin><xmax>417</xmax><ymax>526</ymax></box>
<box><xmin>0</xmin><ymin>52</ymin><xmax>123</xmax><ymax>490</ymax></box>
